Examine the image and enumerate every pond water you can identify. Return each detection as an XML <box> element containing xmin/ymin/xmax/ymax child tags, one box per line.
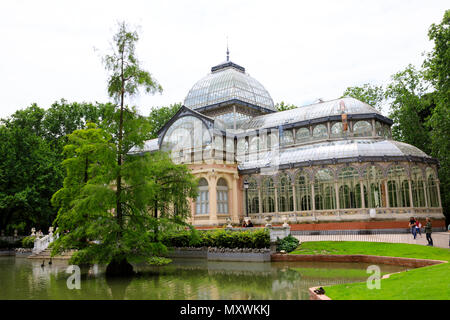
<box><xmin>0</xmin><ymin>256</ymin><xmax>411</xmax><ymax>300</ymax></box>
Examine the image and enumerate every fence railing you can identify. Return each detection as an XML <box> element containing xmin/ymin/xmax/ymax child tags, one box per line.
<box><xmin>32</xmin><ymin>234</ymin><xmax>55</xmax><ymax>255</ymax></box>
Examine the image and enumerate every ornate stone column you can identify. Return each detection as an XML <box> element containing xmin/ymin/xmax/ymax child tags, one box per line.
<box><xmin>274</xmin><ymin>185</ymin><xmax>279</xmax><ymax>213</ymax></box>
<box><xmin>423</xmin><ymin>180</ymin><xmax>429</xmax><ymax>208</ymax></box>
<box><xmin>360</xmin><ymin>180</ymin><xmax>365</xmax><ymax>209</ymax></box>
<box><xmin>258</xmin><ymin>187</ymin><xmax>262</xmax><ymax>214</ymax></box>
<box><xmin>292</xmin><ymin>183</ymin><xmax>297</xmax><ymax>212</ymax></box>
<box><xmin>335</xmin><ymin>182</ymin><xmax>340</xmax><ymax>210</ymax></box>
<box><xmin>408</xmin><ymin>179</ymin><xmax>414</xmax><ymax>208</ymax></box>
<box><xmin>231</xmin><ymin>173</ymin><xmax>240</xmax><ymax>223</ymax></box>
<box><xmin>384</xmin><ymin>180</ymin><xmax>390</xmax><ymax>208</ymax></box>
<box><xmin>436</xmin><ymin>181</ymin><xmax>442</xmax><ymax>208</ymax></box>
<box><xmin>208</xmin><ymin>172</ymin><xmax>218</xmax><ymax>225</ymax></box>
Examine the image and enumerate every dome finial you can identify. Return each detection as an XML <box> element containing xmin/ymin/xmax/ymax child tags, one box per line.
<box><xmin>226</xmin><ymin>36</ymin><xmax>229</xmax><ymax>61</ymax></box>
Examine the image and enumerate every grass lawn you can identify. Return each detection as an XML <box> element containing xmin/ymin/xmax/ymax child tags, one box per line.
<box><xmin>291</xmin><ymin>241</ymin><xmax>450</xmax><ymax>300</ymax></box>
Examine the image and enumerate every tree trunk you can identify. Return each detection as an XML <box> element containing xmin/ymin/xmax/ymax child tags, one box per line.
<box><xmin>105</xmin><ymin>257</ymin><xmax>134</xmax><ymax>277</ymax></box>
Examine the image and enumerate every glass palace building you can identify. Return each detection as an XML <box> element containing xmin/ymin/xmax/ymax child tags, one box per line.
<box><xmin>134</xmin><ymin>58</ymin><xmax>445</xmax><ymax>229</ymax></box>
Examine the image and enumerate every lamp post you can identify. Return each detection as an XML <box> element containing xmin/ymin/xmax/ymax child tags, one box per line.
<box><xmin>244</xmin><ymin>180</ymin><xmax>249</xmax><ymax>217</ymax></box>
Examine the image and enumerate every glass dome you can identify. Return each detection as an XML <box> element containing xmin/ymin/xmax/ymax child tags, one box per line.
<box><xmin>184</xmin><ymin>61</ymin><xmax>275</xmax><ymax>111</ymax></box>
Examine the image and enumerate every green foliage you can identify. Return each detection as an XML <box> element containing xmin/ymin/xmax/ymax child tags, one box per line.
<box><xmin>276</xmin><ymin>234</ymin><xmax>299</xmax><ymax>252</ymax></box>
<box><xmin>103</xmin><ymin>21</ymin><xmax>162</xmax><ymax>103</ymax></box>
<box><xmin>50</xmin><ymin>23</ymin><xmax>197</xmax><ymax>269</ymax></box>
<box><xmin>21</xmin><ymin>236</ymin><xmax>36</xmax><ymax>248</ymax></box>
<box><xmin>342</xmin><ymin>83</ymin><xmax>385</xmax><ymax>110</ymax></box>
<box><xmin>148</xmin><ymin>103</ymin><xmax>182</xmax><ymax>138</ymax></box>
<box><xmin>147</xmin><ymin>256</ymin><xmax>172</xmax><ymax>266</ymax></box>
<box><xmin>51</xmin><ymin>119</ymin><xmax>198</xmax><ymax>265</ymax></box>
<box><xmin>385</xmin><ymin>64</ymin><xmax>433</xmax><ymax>154</ymax></box>
<box><xmin>161</xmin><ymin>228</ymin><xmax>270</xmax><ymax>249</ymax></box>
<box><xmin>422</xmin><ymin>10</ymin><xmax>450</xmax><ymax>223</ymax></box>
<box><xmin>0</xmin><ymin>100</ymin><xmax>109</xmax><ymax>234</ymax></box>
<box><xmin>275</xmin><ymin>101</ymin><xmax>297</xmax><ymax>111</ymax></box>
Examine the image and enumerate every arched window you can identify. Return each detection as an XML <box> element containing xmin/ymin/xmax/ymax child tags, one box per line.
<box><xmin>217</xmin><ymin>178</ymin><xmax>229</xmax><ymax>214</ymax></box>
<box><xmin>338</xmin><ymin>167</ymin><xmax>361</xmax><ymax>209</ymax></box>
<box><xmin>247</xmin><ymin>178</ymin><xmax>259</xmax><ymax>214</ymax></box>
<box><xmin>411</xmin><ymin>167</ymin><xmax>425</xmax><ymax>207</ymax></box>
<box><xmin>249</xmin><ymin>136</ymin><xmax>259</xmax><ymax>153</ymax></box>
<box><xmin>426</xmin><ymin>167</ymin><xmax>439</xmax><ymax>207</ymax></box>
<box><xmin>314</xmin><ymin>169</ymin><xmax>336</xmax><ymax>210</ymax></box>
<box><xmin>331</xmin><ymin>122</ymin><xmax>343</xmax><ymax>138</ymax></box>
<box><xmin>364</xmin><ymin>166</ymin><xmax>384</xmax><ymax>208</ymax></box>
<box><xmin>281</xmin><ymin>130</ymin><xmax>294</xmax><ymax>146</ymax></box>
<box><xmin>196</xmin><ymin>178</ymin><xmax>209</xmax><ymax>214</ymax></box>
<box><xmin>375</xmin><ymin>121</ymin><xmax>383</xmax><ymax>137</ymax></box>
<box><xmin>295</xmin><ymin>173</ymin><xmax>311</xmax><ymax>211</ymax></box>
<box><xmin>383</xmin><ymin>124</ymin><xmax>391</xmax><ymax>139</ymax></box>
<box><xmin>261</xmin><ymin>177</ymin><xmax>275</xmax><ymax>213</ymax></box>
<box><xmin>236</xmin><ymin>137</ymin><xmax>248</xmax><ymax>159</ymax></box>
<box><xmin>353</xmin><ymin>121</ymin><xmax>372</xmax><ymax>137</ymax></box>
<box><xmin>295</xmin><ymin>127</ymin><xmax>310</xmax><ymax>144</ymax></box>
<box><xmin>277</xmin><ymin>173</ymin><xmax>293</xmax><ymax>212</ymax></box>
<box><xmin>312</xmin><ymin>124</ymin><xmax>328</xmax><ymax>140</ymax></box>
<box><xmin>387</xmin><ymin>166</ymin><xmax>410</xmax><ymax>207</ymax></box>
<box><xmin>161</xmin><ymin>116</ymin><xmax>212</xmax><ymax>163</ymax></box>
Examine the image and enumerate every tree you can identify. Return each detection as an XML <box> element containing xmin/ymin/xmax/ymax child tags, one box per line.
<box><xmin>275</xmin><ymin>101</ymin><xmax>297</xmax><ymax>111</ymax></box>
<box><xmin>385</xmin><ymin>64</ymin><xmax>432</xmax><ymax>154</ymax></box>
<box><xmin>51</xmin><ymin>22</ymin><xmax>198</xmax><ymax>275</ymax></box>
<box><xmin>0</xmin><ymin>124</ymin><xmax>61</xmax><ymax>234</ymax></box>
<box><xmin>342</xmin><ymin>83</ymin><xmax>385</xmax><ymax>110</ymax></box>
<box><xmin>148</xmin><ymin>103</ymin><xmax>181</xmax><ymax>139</ymax></box>
<box><xmin>423</xmin><ymin>10</ymin><xmax>450</xmax><ymax>222</ymax></box>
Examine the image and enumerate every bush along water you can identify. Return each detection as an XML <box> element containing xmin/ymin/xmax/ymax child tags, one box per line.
<box><xmin>276</xmin><ymin>235</ymin><xmax>299</xmax><ymax>253</ymax></box>
<box><xmin>161</xmin><ymin>228</ymin><xmax>270</xmax><ymax>249</ymax></box>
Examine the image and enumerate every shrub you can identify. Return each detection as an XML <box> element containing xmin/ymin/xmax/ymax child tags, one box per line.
<box><xmin>163</xmin><ymin>228</ymin><xmax>270</xmax><ymax>249</ymax></box>
<box><xmin>22</xmin><ymin>236</ymin><xmax>36</xmax><ymax>249</ymax></box>
<box><xmin>276</xmin><ymin>235</ymin><xmax>299</xmax><ymax>252</ymax></box>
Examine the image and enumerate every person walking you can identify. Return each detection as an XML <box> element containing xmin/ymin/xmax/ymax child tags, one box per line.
<box><xmin>425</xmin><ymin>217</ymin><xmax>433</xmax><ymax>246</ymax></box>
<box><xmin>409</xmin><ymin>217</ymin><xmax>417</xmax><ymax>240</ymax></box>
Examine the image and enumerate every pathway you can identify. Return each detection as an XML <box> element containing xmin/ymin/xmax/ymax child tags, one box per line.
<box><xmin>293</xmin><ymin>232</ymin><xmax>450</xmax><ymax>249</ymax></box>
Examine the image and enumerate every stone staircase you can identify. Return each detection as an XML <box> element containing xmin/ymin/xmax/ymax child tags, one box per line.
<box><xmin>28</xmin><ymin>248</ymin><xmax>75</xmax><ymax>260</ymax></box>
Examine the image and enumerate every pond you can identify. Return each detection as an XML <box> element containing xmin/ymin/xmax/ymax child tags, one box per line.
<box><xmin>0</xmin><ymin>256</ymin><xmax>411</xmax><ymax>300</ymax></box>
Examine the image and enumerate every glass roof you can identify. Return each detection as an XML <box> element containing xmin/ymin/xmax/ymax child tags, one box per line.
<box><xmin>241</xmin><ymin>97</ymin><xmax>382</xmax><ymax>130</ymax></box>
<box><xmin>129</xmin><ymin>138</ymin><xmax>159</xmax><ymax>154</ymax></box>
<box><xmin>238</xmin><ymin>139</ymin><xmax>430</xmax><ymax>170</ymax></box>
<box><xmin>184</xmin><ymin>62</ymin><xmax>275</xmax><ymax>111</ymax></box>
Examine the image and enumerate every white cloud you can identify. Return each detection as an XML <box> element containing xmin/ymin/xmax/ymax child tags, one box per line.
<box><xmin>0</xmin><ymin>0</ymin><xmax>447</xmax><ymax>119</ymax></box>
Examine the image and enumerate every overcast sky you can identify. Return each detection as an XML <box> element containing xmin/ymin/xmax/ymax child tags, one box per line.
<box><xmin>0</xmin><ymin>0</ymin><xmax>448</xmax><ymax>119</ymax></box>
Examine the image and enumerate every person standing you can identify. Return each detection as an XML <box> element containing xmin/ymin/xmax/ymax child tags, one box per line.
<box><xmin>415</xmin><ymin>218</ymin><xmax>422</xmax><ymax>238</ymax></box>
<box><xmin>425</xmin><ymin>217</ymin><xmax>433</xmax><ymax>246</ymax></box>
<box><xmin>409</xmin><ymin>217</ymin><xmax>417</xmax><ymax>239</ymax></box>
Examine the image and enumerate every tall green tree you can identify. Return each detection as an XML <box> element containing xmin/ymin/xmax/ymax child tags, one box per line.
<box><xmin>342</xmin><ymin>83</ymin><xmax>385</xmax><ymax>110</ymax></box>
<box><xmin>51</xmin><ymin>22</ymin><xmax>198</xmax><ymax>275</ymax></box>
<box><xmin>423</xmin><ymin>10</ymin><xmax>450</xmax><ymax>222</ymax></box>
<box><xmin>102</xmin><ymin>22</ymin><xmax>162</xmax><ymax>251</ymax></box>
<box><xmin>385</xmin><ymin>64</ymin><xmax>432</xmax><ymax>154</ymax></box>
<box><xmin>0</xmin><ymin>124</ymin><xmax>60</xmax><ymax>234</ymax></box>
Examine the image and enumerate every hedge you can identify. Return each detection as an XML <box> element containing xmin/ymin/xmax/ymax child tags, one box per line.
<box><xmin>161</xmin><ymin>228</ymin><xmax>270</xmax><ymax>249</ymax></box>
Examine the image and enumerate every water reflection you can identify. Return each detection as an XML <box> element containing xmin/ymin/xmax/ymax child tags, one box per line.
<box><xmin>0</xmin><ymin>257</ymin><xmax>410</xmax><ymax>300</ymax></box>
